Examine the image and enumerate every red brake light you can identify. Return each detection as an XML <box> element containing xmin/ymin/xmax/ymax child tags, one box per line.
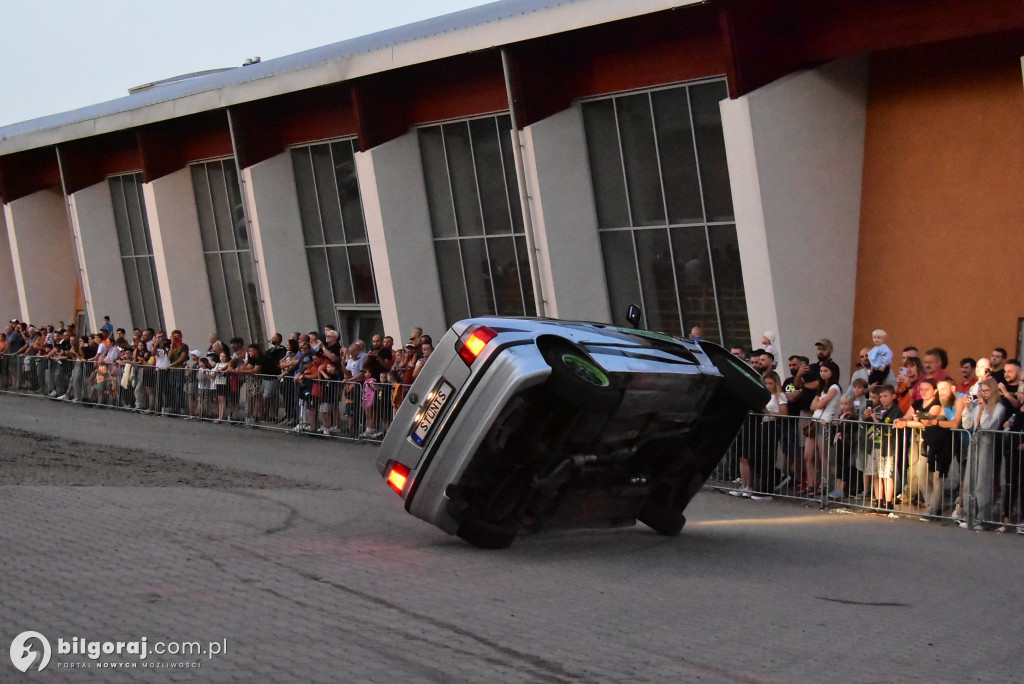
<box><xmin>456</xmin><ymin>325</ymin><xmax>497</xmax><ymax>365</ymax></box>
<box><xmin>387</xmin><ymin>462</ymin><xmax>410</xmax><ymax>494</ymax></box>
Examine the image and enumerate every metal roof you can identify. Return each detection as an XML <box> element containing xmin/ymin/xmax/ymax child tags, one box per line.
<box><xmin>0</xmin><ymin>0</ymin><xmax>698</xmax><ymax>155</ymax></box>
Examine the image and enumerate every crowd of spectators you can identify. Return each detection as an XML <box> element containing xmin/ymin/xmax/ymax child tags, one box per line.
<box><xmin>4</xmin><ymin>314</ymin><xmax>1023</xmax><ymax>532</ymax></box>
<box><xmin>729</xmin><ymin>330</ymin><xmax>1024</xmax><ymax>533</ymax></box>
<box><xmin>0</xmin><ymin>315</ymin><xmax>436</xmax><ymax>441</ymax></box>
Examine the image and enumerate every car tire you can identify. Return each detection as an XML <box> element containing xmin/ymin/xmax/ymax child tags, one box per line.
<box><xmin>637</xmin><ymin>485</ymin><xmax>686</xmax><ymax>537</ymax></box>
<box><xmin>455</xmin><ymin>516</ymin><xmax>517</xmax><ymax>550</ymax></box>
<box><xmin>699</xmin><ymin>341</ymin><xmax>770</xmax><ymax>412</ymax></box>
<box><xmin>540</xmin><ymin>341</ymin><xmax>620</xmax><ymax>413</ymax></box>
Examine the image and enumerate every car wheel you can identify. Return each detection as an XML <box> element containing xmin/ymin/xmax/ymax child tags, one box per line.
<box><xmin>637</xmin><ymin>485</ymin><xmax>686</xmax><ymax>537</ymax></box>
<box><xmin>699</xmin><ymin>341</ymin><xmax>770</xmax><ymax>412</ymax></box>
<box><xmin>455</xmin><ymin>516</ymin><xmax>517</xmax><ymax>549</ymax></box>
<box><xmin>540</xmin><ymin>341</ymin><xmax>620</xmax><ymax>413</ymax></box>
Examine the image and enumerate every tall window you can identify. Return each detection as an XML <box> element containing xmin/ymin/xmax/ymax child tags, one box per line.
<box><xmin>581</xmin><ymin>80</ymin><xmax>750</xmax><ymax>346</ymax></box>
<box><xmin>418</xmin><ymin>114</ymin><xmax>536</xmax><ymax>324</ymax></box>
<box><xmin>190</xmin><ymin>158</ymin><xmax>264</xmax><ymax>344</ymax></box>
<box><xmin>291</xmin><ymin>138</ymin><xmax>380</xmax><ymax>344</ymax></box>
<box><xmin>109</xmin><ymin>173</ymin><xmax>164</xmax><ymax>331</ymax></box>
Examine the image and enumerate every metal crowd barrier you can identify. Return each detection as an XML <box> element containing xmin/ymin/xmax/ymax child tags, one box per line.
<box><xmin>0</xmin><ymin>354</ymin><xmax>404</xmax><ymax>443</ymax></box>
<box><xmin>3</xmin><ymin>352</ymin><xmax>1022</xmax><ymax>530</ymax></box>
<box><xmin>709</xmin><ymin>412</ymin><xmax>1023</xmax><ymax>531</ymax></box>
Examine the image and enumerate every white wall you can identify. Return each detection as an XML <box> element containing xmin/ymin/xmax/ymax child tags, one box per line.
<box><xmin>721</xmin><ymin>56</ymin><xmax>868</xmax><ymax>374</ymax></box>
<box><xmin>520</xmin><ymin>107</ymin><xmax>611</xmax><ymax>322</ymax></box>
<box><xmin>142</xmin><ymin>168</ymin><xmax>217</xmax><ymax>338</ymax></box>
<box><xmin>68</xmin><ymin>181</ymin><xmax>132</xmax><ymax>332</ymax></box>
<box><xmin>3</xmin><ymin>188</ymin><xmax>79</xmax><ymax>326</ymax></box>
<box><xmin>0</xmin><ymin>208</ymin><xmax>20</xmax><ymax>321</ymax></box>
<box><xmin>242</xmin><ymin>152</ymin><xmax>317</xmax><ymax>338</ymax></box>
<box><xmin>356</xmin><ymin>132</ymin><xmax>446</xmax><ymax>342</ymax></box>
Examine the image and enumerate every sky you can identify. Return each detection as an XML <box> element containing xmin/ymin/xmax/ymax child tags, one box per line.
<box><xmin>0</xmin><ymin>0</ymin><xmax>495</xmax><ymax>128</ymax></box>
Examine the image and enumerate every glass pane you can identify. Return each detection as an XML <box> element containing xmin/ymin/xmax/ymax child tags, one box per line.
<box><xmin>238</xmin><ymin>252</ymin><xmax>264</xmax><ymax>344</ymax></box>
<box><xmin>135</xmin><ymin>176</ymin><xmax>154</xmax><ymax>255</ymax></box>
<box><xmin>207</xmin><ymin>161</ymin><xmax>236</xmax><ymax>252</ymax></box>
<box><xmin>689</xmin><ymin>81</ymin><xmax>735</xmax><ymax>222</ymax></box>
<box><xmin>581</xmin><ymin>100</ymin><xmax>630</xmax><ymax>229</ymax></box>
<box><xmin>135</xmin><ymin>255</ymin><xmax>159</xmax><ymax>331</ymax></box>
<box><xmin>487</xmin><ymin>237</ymin><xmax>523</xmax><ymax>316</ymax></box>
<box><xmin>312</xmin><ymin>145</ymin><xmax>345</xmax><ymax>245</ymax></box>
<box><xmin>121</xmin><ymin>257</ymin><xmax>143</xmax><ymax>328</ymax></box>
<box><xmin>109</xmin><ymin>177</ymin><xmax>134</xmax><ymax>258</ymax></box>
<box><xmin>348</xmin><ymin>245</ymin><xmax>377</xmax><ymax>305</ymax></box>
<box><xmin>514</xmin><ymin>236</ymin><xmax>536</xmax><ymax>316</ymax></box>
<box><xmin>222</xmin><ymin>159</ymin><xmax>249</xmax><ymax>251</ymax></box>
<box><xmin>497</xmin><ymin>116</ymin><xmax>524</xmax><ymax>233</ymax></box>
<box><xmin>460</xmin><ymin>238</ymin><xmax>493</xmax><ymax>316</ymax></box>
<box><xmin>148</xmin><ymin>257</ymin><xmax>165</xmax><ymax>332</ymax></box>
<box><xmin>652</xmin><ymin>87</ymin><xmax>704</xmax><ymax>225</ymax></box>
<box><xmin>599</xmin><ymin>230</ymin><xmax>641</xmax><ymax>327</ymax></box>
<box><xmin>332</xmin><ymin>140</ymin><xmax>367</xmax><ymax>244</ymax></box>
<box><xmin>291</xmin><ymin>147</ymin><xmax>325</xmax><ymax>247</ymax></box>
<box><xmin>434</xmin><ymin>240</ymin><xmax>469</xmax><ymax>324</ymax></box>
<box><xmin>469</xmin><ymin>118</ymin><xmax>512</xmax><ymax>235</ymax></box>
<box><xmin>634</xmin><ymin>228</ymin><xmax>681</xmax><ymax>336</ymax></box>
<box><xmin>708</xmin><ymin>225</ymin><xmax>750</xmax><ymax>348</ymax></box>
<box><xmin>123</xmin><ymin>174</ymin><xmax>150</xmax><ymax>256</ymax></box>
<box><xmin>670</xmin><ymin>226</ymin><xmax>717</xmax><ymax>342</ymax></box>
<box><xmin>616</xmin><ymin>94</ymin><xmax>665</xmax><ymax>227</ymax></box>
<box><xmin>324</xmin><ymin>245</ymin><xmax>354</xmax><ymax>305</ymax></box>
<box><xmin>418</xmin><ymin>126</ymin><xmax>457</xmax><ymax>239</ymax></box>
<box><xmin>305</xmin><ymin>247</ymin><xmax>336</xmax><ymax>330</ymax></box>
<box><xmin>443</xmin><ymin>122</ymin><xmax>484</xmax><ymax>237</ymax></box>
<box><xmin>221</xmin><ymin>252</ymin><xmax>248</xmax><ymax>342</ymax></box>
<box><xmin>204</xmin><ymin>252</ymin><xmax>231</xmax><ymax>340</ymax></box>
<box><xmin>191</xmin><ymin>166</ymin><xmax>219</xmax><ymax>253</ymax></box>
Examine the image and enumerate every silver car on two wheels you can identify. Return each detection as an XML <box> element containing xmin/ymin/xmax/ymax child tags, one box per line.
<box><xmin>376</xmin><ymin>316</ymin><xmax>767</xmax><ymax>548</ymax></box>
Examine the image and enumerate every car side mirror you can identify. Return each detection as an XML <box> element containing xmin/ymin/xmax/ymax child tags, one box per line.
<box><xmin>626</xmin><ymin>305</ymin><xmax>642</xmax><ymax>329</ymax></box>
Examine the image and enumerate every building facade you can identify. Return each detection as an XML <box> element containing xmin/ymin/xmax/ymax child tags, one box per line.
<box><xmin>1</xmin><ymin>0</ymin><xmax>1022</xmax><ymax>371</ymax></box>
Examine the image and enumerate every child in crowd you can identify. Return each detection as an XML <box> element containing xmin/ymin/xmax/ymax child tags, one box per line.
<box><xmin>864</xmin><ymin>384</ymin><xmax>901</xmax><ymax>511</ymax></box>
<box><xmin>868</xmin><ymin>329</ymin><xmax>893</xmax><ymax>385</ymax></box>
<box><xmin>849</xmin><ymin>377</ymin><xmax>869</xmax><ymax>415</ymax></box>
<box><xmin>360</xmin><ymin>357</ymin><xmax>384</xmax><ymax>440</ymax></box>
<box><xmin>196</xmin><ymin>357</ymin><xmax>213</xmax><ymax>419</ymax></box>
<box><xmin>829</xmin><ymin>396</ymin><xmax>859</xmax><ymax>499</ymax></box>
<box><xmin>212</xmin><ymin>352</ymin><xmax>231</xmax><ymax>423</ymax></box>
<box><xmin>761</xmin><ymin>331</ymin><xmax>779</xmax><ymax>370</ymax></box>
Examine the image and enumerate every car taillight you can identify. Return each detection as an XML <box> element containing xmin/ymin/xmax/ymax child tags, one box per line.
<box><xmin>456</xmin><ymin>325</ymin><xmax>497</xmax><ymax>366</ymax></box>
<box><xmin>387</xmin><ymin>462</ymin><xmax>410</xmax><ymax>495</ymax></box>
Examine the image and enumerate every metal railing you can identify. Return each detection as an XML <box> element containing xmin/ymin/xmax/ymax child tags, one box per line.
<box><xmin>708</xmin><ymin>412</ymin><xmax>1022</xmax><ymax>530</ymax></box>
<box><xmin>3</xmin><ymin>352</ymin><xmax>1022</xmax><ymax>530</ymax></box>
<box><xmin>0</xmin><ymin>354</ymin><xmax>404</xmax><ymax>443</ymax></box>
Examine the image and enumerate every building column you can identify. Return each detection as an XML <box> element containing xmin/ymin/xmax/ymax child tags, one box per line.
<box><xmin>355</xmin><ymin>132</ymin><xmax>446</xmax><ymax>342</ymax></box>
<box><xmin>0</xmin><ymin>207</ymin><xmax>21</xmax><ymax>322</ymax></box>
<box><xmin>3</xmin><ymin>187</ymin><xmax>79</xmax><ymax>326</ymax></box>
<box><xmin>67</xmin><ymin>181</ymin><xmax>132</xmax><ymax>332</ymax></box>
<box><xmin>720</xmin><ymin>56</ymin><xmax>868</xmax><ymax>370</ymax></box>
<box><xmin>240</xmin><ymin>152</ymin><xmax>316</xmax><ymax>339</ymax></box>
<box><xmin>518</xmin><ymin>107</ymin><xmax>611</xmax><ymax>322</ymax></box>
<box><xmin>142</xmin><ymin>168</ymin><xmax>216</xmax><ymax>338</ymax></box>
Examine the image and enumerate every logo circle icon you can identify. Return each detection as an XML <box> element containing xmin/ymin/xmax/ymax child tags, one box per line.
<box><xmin>10</xmin><ymin>631</ymin><xmax>51</xmax><ymax>672</ymax></box>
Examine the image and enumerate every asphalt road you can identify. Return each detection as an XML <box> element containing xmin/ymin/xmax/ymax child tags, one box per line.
<box><xmin>1</xmin><ymin>393</ymin><xmax>1021</xmax><ymax>683</ymax></box>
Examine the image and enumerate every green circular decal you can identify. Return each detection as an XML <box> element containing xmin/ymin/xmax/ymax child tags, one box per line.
<box><xmin>562</xmin><ymin>353</ymin><xmax>610</xmax><ymax>387</ymax></box>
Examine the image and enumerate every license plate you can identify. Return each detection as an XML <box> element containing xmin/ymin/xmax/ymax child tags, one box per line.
<box><xmin>411</xmin><ymin>380</ymin><xmax>454</xmax><ymax>446</ymax></box>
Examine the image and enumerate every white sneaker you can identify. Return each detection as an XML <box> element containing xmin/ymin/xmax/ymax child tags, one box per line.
<box><xmin>750</xmin><ymin>493</ymin><xmax>773</xmax><ymax>501</ymax></box>
<box><xmin>48</xmin><ymin>390</ymin><xmax>58</xmax><ymax>397</ymax></box>
<box><xmin>1016</xmin><ymin>526</ymin><xmax>1024</xmax><ymax>535</ymax></box>
<box><xmin>319</xmin><ymin>426</ymin><xmax>331</xmax><ymax>436</ymax></box>
<box><xmin>952</xmin><ymin>504</ymin><xmax>964</xmax><ymax>521</ymax></box>
<box><xmin>360</xmin><ymin>428</ymin><xmax>376</xmax><ymax>439</ymax></box>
